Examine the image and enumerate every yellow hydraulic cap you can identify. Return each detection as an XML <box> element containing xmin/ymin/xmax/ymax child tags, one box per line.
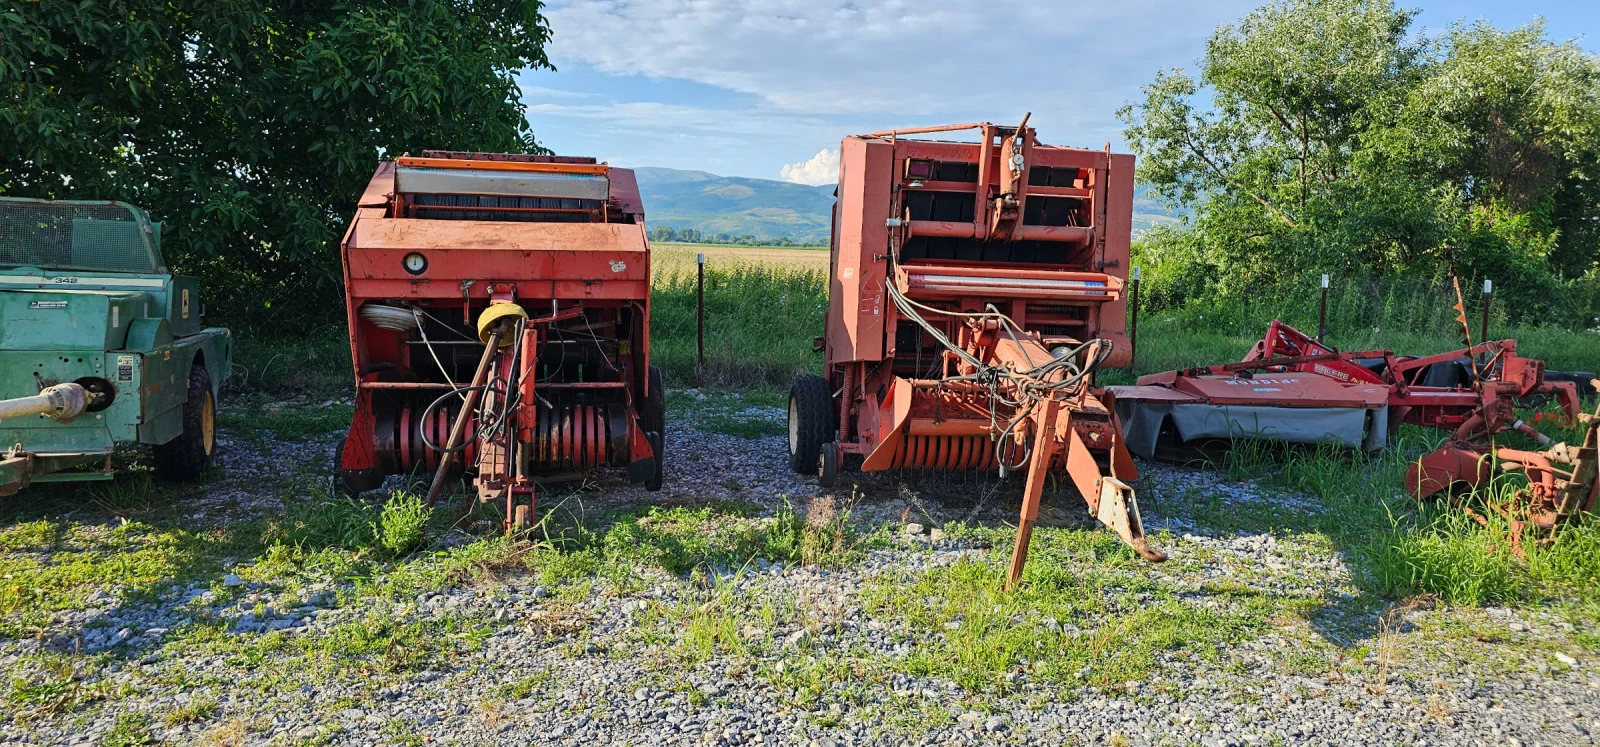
<box><xmin>477</xmin><ymin>302</ymin><xmax>528</xmax><ymax>345</ymax></box>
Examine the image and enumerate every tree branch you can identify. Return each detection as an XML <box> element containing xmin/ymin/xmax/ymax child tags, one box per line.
<box><xmin>1179</xmin><ymin>130</ymin><xmax>1300</xmax><ymax>228</ymax></box>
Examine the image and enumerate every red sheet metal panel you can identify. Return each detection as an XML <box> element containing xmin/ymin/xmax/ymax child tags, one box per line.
<box><xmin>827</xmin><ymin>136</ymin><xmax>892</xmax><ymax>363</ymax></box>
<box><xmin>1096</xmin><ymin>153</ymin><xmax>1135</xmax><ymax>366</ymax></box>
<box><xmin>1174</xmin><ymin>374</ymin><xmax>1374</xmax><ymax>408</ymax></box>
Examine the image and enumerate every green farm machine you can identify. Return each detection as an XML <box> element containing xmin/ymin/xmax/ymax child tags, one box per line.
<box><xmin>0</xmin><ymin>198</ymin><xmax>230</xmax><ymax>495</ymax></box>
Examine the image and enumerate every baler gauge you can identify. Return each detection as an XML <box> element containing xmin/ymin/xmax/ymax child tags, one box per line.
<box><xmin>402</xmin><ymin>252</ymin><xmax>428</xmax><ymax>275</ymax></box>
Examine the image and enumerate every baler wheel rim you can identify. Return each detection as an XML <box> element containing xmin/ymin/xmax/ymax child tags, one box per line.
<box><xmin>201</xmin><ymin>391</ymin><xmax>215</xmax><ymax>455</ymax></box>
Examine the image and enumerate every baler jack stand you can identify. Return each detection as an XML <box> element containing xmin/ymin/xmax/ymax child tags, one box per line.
<box><xmin>1006</xmin><ymin>393</ymin><xmax>1165</xmax><ymax>591</ymax></box>
<box><xmin>425</xmin><ymin>326</ymin><xmax>503</xmax><ymax>507</ymax></box>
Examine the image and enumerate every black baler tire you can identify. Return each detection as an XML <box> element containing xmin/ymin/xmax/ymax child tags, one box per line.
<box><xmin>642</xmin><ymin>365</ymin><xmax>666</xmax><ymax>439</ymax></box>
<box><xmin>154</xmin><ymin>365</ymin><xmax>216</xmax><ymax>481</ymax></box>
<box><xmin>787</xmin><ymin>374</ymin><xmax>835</xmax><ymax>474</ymax></box>
<box><xmin>645</xmin><ymin>431</ymin><xmax>664</xmax><ymax>492</ymax></box>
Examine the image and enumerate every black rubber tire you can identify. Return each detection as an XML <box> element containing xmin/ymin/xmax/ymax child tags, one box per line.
<box><xmin>787</xmin><ymin>374</ymin><xmax>835</xmax><ymax>474</ymax></box>
<box><xmin>333</xmin><ymin>440</ymin><xmax>385</xmax><ymax>495</ymax></box>
<box><xmin>818</xmin><ymin>442</ymin><xmax>838</xmax><ymax>488</ymax></box>
<box><xmin>641</xmin><ymin>364</ymin><xmax>666</xmax><ymax>439</ymax></box>
<box><xmin>644</xmin><ymin>431</ymin><xmax>664</xmax><ymax>491</ymax></box>
<box><xmin>154</xmin><ymin>365</ymin><xmax>216</xmax><ymax>481</ymax></box>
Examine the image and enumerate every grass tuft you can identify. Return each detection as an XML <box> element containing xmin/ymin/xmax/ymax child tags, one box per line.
<box><xmin>266</xmin><ymin>490</ymin><xmax>433</xmax><ymax>561</ymax></box>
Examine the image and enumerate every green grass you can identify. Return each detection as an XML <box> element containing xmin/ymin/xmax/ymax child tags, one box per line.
<box><xmin>1188</xmin><ymin>423</ymin><xmax>1600</xmax><ymax>608</ymax></box>
<box><xmin>7</xmin><ymin>652</ymin><xmax>110</xmax><ymax>719</ymax></box>
<box><xmin>217</xmin><ymin>394</ymin><xmax>353</xmax><ymax>444</ymax></box>
<box><xmin>598</xmin><ymin>498</ymin><xmax>881</xmax><ymax>578</ymax></box>
<box><xmin>102</xmin><ymin>711</ymin><xmax>155</xmax><ymax>747</ymax></box>
<box><xmin>1110</xmin><ymin>278</ymin><xmax>1600</xmax><ymax>383</ymax></box>
<box><xmin>861</xmin><ymin>528</ymin><xmax>1272</xmax><ymax>695</ymax></box>
<box><xmin>651</xmin><ymin>263</ymin><xmax>825</xmax><ymax>387</ymax></box>
<box><xmin>0</xmin><ymin>516</ymin><xmax>266</xmax><ymax>637</ymax></box>
<box><xmin>230</xmin><ymin>328</ymin><xmax>351</xmax><ymax>395</ymax></box>
<box><xmin>162</xmin><ymin>697</ymin><xmax>218</xmax><ymax>726</ymax></box>
<box><xmin>263</xmin><ymin>490</ymin><xmax>432</xmax><ymax>562</ymax></box>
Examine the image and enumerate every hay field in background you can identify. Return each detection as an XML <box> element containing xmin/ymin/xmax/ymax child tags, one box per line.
<box><xmin>652</xmin><ymin>243</ymin><xmax>829</xmax><ymax>274</ymax></box>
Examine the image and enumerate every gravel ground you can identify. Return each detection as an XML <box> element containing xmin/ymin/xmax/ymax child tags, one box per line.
<box><xmin>2</xmin><ymin>403</ymin><xmax>1598</xmax><ymax>747</ymax></box>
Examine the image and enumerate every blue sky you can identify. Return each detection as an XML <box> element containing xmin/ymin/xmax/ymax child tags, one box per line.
<box><xmin>522</xmin><ymin>1</ymin><xmax>1599</xmax><ymax>185</ymax></box>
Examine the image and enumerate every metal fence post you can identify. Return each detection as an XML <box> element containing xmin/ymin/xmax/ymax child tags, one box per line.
<box><xmin>696</xmin><ymin>253</ymin><xmax>705</xmax><ymax>376</ymax></box>
<box><xmin>1480</xmin><ymin>279</ymin><xmax>1493</xmax><ymax>346</ymax></box>
<box><xmin>1129</xmin><ymin>266</ymin><xmax>1141</xmax><ymax>371</ymax></box>
<box><xmin>1316</xmin><ymin>274</ymin><xmax>1329</xmax><ymax>342</ymax></box>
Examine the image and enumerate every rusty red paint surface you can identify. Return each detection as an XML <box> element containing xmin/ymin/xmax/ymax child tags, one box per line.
<box><xmin>818</xmin><ymin>119</ymin><xmax>1158</xmax><ymax>584</ymax></box>
<box><xmin>336</xmin><ymin>152</ymin><xmax>660</xmax><ymax>531</ymax></box>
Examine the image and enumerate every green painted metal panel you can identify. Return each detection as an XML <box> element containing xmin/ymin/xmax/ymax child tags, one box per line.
<box><xmin>168</xmin><ymin>276</ymin><xmax>201</xmax><ymax>337</ymax></box>
<box><xmin>124</xmin><ymin>317</ymin><xmax>174</xmax><ymax>352</ymax></box>
<box><xmin>0</xmin><ymin>290</ymin><xmax>150</xmax><ymax>351</ymax></box>
<box><xmin>0</xmin><ymin>350</ymin><xmax>116</xmax><ymax>453</ymax></box>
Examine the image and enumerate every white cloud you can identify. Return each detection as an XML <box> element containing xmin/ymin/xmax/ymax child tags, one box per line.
<box><xmin>779</xmin><ymin>148</ymin><xmax>839</xmax><ymax>185</ymax></box>
<box><xmin>531</xmin><ymin>0</ymin><xmax>1268</xmax><ymax>177</ymax></box>
<box><xmin>543</xmin><ymin>0</ymin><xmax>1260</xmax><ymax>145</ymax></box>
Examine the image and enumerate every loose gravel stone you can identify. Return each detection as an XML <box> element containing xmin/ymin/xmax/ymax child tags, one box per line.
<box><xmin>2</xmin><ymin>406</ymin><xmax>1596</xmax><ymax>746</ymax></box>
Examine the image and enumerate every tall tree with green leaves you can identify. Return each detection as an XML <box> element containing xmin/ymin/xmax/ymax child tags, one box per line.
<box><xmin>1</xmin><ymin>1</ymin><xmax>552</xmax><ymax>329</ymax></box>
<box><xmin>1120</xmin><ymin>0</ymin><xmax>1600</xmax><ymax>323</ymax></box>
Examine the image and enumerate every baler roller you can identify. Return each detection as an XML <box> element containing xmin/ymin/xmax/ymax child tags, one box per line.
<box><xmin>529</xmin><ymin>403</ymin><xmax>627</xmax><ymax>470</ymax></box>
<box><xmin>888</xmin><ymin>434</ymin><xmax>1000</xmax><ymax>471</ymax></box>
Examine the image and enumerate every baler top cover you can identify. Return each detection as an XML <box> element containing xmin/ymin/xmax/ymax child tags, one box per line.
<box><xmin>344</xmin><ymin>151</ymin><xmax>649</xmax><ymax>302</ymax></box>
<box><xmin>0</xmin><ymin>198</ymin><xmax>165</xmax><ymax>274</ymax></box>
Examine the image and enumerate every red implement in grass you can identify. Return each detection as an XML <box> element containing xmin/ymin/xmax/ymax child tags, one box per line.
<box><xmin>336</xmin><ymin>152</ymin><xmax>664</xmax><ymax>528</ymax></box>
<box><xmin>1107</xmin><ymin>316</ymin><xmax>1593</xmax><ymax>536</ymax></box>
<box><xmin>785</xmin><ymin>117</ymin><xmax>1161</xmax><ymax>588</ymax></box>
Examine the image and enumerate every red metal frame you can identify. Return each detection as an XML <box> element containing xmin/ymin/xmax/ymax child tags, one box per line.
<box><xmin>822</xmin><ymin>119</ymin><xmax>1157</xmax><ymax>585</ymax></box>
<box><xmin>1216</xmin><ymin>320</ymin><xmax>1580</xmax><ymax>441</ymax></box>
<box><xmin>1117</xmin><ymin>319</ymin><xmax>1594</xmax><ymax>535</ymax></box>
<box><xmin>337</xmin><ymin>151</ymin><xmax>660</xmax><ymax>526</ymax></box>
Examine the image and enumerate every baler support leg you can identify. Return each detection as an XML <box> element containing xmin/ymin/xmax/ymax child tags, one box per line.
<box><xmin>426</xmin><ymin>327</ymin><xmax>503</xmax><ymax>506</ymax></box>
<box><xmin>1062</xmin><ymin>415</ymin><xmax>1165</xmax><ymax>565</ymax></box>
<box><xmin>1007</xmin><ymin>401</ymin><xmax>1061</xmax><ymax>590</ymax></box>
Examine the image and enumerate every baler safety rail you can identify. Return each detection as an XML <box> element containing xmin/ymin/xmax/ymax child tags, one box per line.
<box><xmin>900</xmin><ymin>266</ymin><xmax>1121</xmax><ymax>303</ymax></box>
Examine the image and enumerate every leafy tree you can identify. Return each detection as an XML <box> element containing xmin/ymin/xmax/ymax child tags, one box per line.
<box><xmin>1</xmin><ymin>1</ymin><xmax>552</xmax><ymax>330</ymax></box>
<box><xmin>1121</xmin><ymin>0</ymin><xmax>1600</xmax><ymax>324</ymax></box>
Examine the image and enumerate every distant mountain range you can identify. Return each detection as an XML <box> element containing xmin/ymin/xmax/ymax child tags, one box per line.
<box><xmin>629</xmin><ymin>166</ymin><xmax>1181</xmax><ymax>245</ymax></box>
<box><xmin>630</xmin><ymin>167</ymin><xmax>836</xmax><ymax>244</ymax></box>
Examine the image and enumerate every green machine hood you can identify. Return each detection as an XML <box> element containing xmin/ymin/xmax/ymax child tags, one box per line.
<box><xmin>0</xmin><ymin>289</ymin><xmax>153</xmax><ymax>350</ymax></box>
